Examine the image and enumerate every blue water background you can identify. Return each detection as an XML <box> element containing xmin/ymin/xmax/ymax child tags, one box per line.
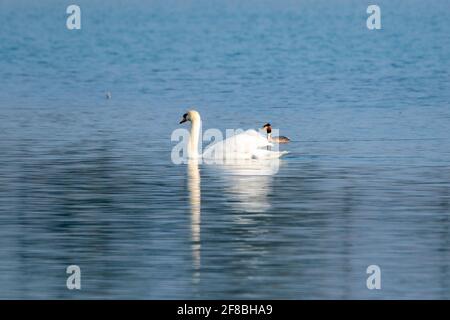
<box><xmin>0</xmin><ymin>0</ymin><xmax>449</xmax><ymax>299</ymax></box>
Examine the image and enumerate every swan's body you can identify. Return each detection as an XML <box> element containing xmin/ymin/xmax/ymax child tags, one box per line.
<box><xmin>180</xmin><ymin>110</ymin><xmax>288</xmax><ymax>160</ymax></box>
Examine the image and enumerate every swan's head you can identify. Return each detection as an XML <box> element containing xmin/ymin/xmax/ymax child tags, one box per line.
<box><xmin>179</xmin><ymin>110</ymin><xmax>201</xmax><ymax>124</ymax></box>
<box><xmin>262</xmin><ymin>123</ymin><xmax>272</xmax><ymax>134</ymax></box>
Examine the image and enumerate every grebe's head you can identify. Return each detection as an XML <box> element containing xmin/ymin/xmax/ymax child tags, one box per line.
<box><xmin>179</xmin><ymin>110</ymin><xmax>201</xmax><ymax>124</ymax></box>
<box><xmin>262</xmin><ymin>123</ymin><xmax>272</xmax><ymax>134</ymax></box>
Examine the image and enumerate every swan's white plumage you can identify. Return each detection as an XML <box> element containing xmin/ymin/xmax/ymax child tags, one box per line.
<box><xmin>181</xmin><ymin>110</ymin><xmax>288</xmax><ymax>160</ymax></box>
<box><xmin>203</xmin><ymin>129</ymin><xmax>269</xmax><ymax>159</ymax></box>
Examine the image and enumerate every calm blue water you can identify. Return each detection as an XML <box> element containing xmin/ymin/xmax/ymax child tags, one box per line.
<box><xmin>0</xmin><ymin>0</ymin><xmax>450</xmax><ymax>299</ymax></box>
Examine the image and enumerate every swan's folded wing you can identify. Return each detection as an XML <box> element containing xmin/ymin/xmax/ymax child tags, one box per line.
<box><xmin>241</xmin><ymin>129</ymin><xmax>272</xmax><ymax>149</ymax></box>
<box><xmin>203</xmin><ymin>130</ymin><xmax>271</xmax><ymax>159</ymax></box>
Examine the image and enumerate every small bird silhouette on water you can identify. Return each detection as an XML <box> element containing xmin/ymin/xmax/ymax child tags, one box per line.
<box><xmin>105</xmin><ymin>91</ymin><xmax>112</xmax><ymax>99</ymax></box>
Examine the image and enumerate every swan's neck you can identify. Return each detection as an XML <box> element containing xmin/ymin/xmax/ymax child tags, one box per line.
<box><xmin>188</xmin><ymin>117</ymin><xmax>201</xmax><ymax>159</ymax></box>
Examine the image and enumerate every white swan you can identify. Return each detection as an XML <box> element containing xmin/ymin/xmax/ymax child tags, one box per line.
<box><xmin>179</xmin><ymin>110</ymin><xmax>289</xmax><ymax>160</ymax></box>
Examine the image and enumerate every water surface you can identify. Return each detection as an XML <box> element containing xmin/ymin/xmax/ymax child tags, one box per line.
<box><xmin>0</xmin><ymin>0</ymin><xmax>450</xmax><ymax>299</ymax></box>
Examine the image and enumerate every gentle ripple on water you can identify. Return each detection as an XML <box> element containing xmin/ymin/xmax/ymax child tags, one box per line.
<box><xmin>0</xmin><ymin>0</ymin><xmax>450</xmax><ymax>299</ymax></box>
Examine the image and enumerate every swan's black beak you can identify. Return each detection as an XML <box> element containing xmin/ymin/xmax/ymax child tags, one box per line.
<box><xmin>179</xmin><ymin>112</ymin><xmax>188</xmax><ymax>124</ymax></box>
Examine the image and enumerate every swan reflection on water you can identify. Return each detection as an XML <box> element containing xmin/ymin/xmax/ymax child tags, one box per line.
<box><xmin>187</xmin><ymin>159</ymin><xmax>201</xmax><ymax>282</ymax></box>
<box><xmin>186</xmin><ymin>158</ymin><xmax>281</xmax><ymax>281</ymax></box>
<box><xmin>209</xmin><ymin>159</ymin><xmax>280</xmax><ymax>213</ymax></box>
